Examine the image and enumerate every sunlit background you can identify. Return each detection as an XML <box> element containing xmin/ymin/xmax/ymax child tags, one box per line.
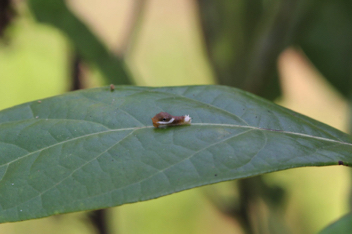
<box><xmin>0</xmin><ymin>0</ymin><xmax>350</xmax><ymax>233</ymax></box>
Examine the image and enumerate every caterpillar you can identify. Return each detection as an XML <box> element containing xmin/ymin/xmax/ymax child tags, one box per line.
<box><xmin>152</xmin><ymin>112</ymin><xmax>192</xmax><ymax>128</ymax></box>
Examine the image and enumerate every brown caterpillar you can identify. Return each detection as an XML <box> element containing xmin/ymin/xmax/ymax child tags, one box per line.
<box><xmin>152</xmin><ymin>112</ymin><xmax>192</xmax><ymax>128</ymax></box>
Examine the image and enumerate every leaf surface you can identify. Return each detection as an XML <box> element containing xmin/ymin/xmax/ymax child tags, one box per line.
<box><xmin>0</xmin><ymin>85</ymin><xmax>351</xmax><ymax>223</ymax></box>
<box><xmin>319</xmin><ymin>212</ymin><xmax>352</xmax><ymax>234</ymax></box>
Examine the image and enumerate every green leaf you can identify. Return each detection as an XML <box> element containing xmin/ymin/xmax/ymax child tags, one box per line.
<box><xmin>0</xmin><ymin>85</ymin><xmax>351</xmax><ymax>223</ymax></box>
<box><xmin>27</xmin><ymin>0</ymin><xmax>133</xmax><ymax>85</ymax></box>
<box><xmin>319</xmin><ymin>212</ymin><xmax>352</xmax><ymax>234</ymax></box>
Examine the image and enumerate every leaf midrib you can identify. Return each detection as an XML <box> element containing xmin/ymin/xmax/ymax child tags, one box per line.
<box><xmin>1</xmin><ymin>123</ymin><xmax>351</xmax><ymax>170</ymax></box>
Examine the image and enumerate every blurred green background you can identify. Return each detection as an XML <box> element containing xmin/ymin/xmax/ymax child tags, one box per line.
<box><xmin>0</xmin><ymin>0</ymin><xmax>351</xmax><ymax>233</ymax></box>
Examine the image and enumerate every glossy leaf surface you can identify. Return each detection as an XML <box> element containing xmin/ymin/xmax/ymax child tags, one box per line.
<box><xmin>0</xmin><ymin>85</ymin><xmax>351</xmax><ymax>223</ymax></box>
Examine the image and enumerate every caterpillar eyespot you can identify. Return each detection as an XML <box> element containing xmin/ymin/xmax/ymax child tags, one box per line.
<box><xmin>152</xmin><ymin>112</ymin><xmax>192</xmax><ymax>128</ymax></box>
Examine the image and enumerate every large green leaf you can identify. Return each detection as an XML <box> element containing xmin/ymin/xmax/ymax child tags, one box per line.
<box><xmin>0</xmin><ymin>85</ymin><xmax>351</xmax><ymax>223</ymax></box>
